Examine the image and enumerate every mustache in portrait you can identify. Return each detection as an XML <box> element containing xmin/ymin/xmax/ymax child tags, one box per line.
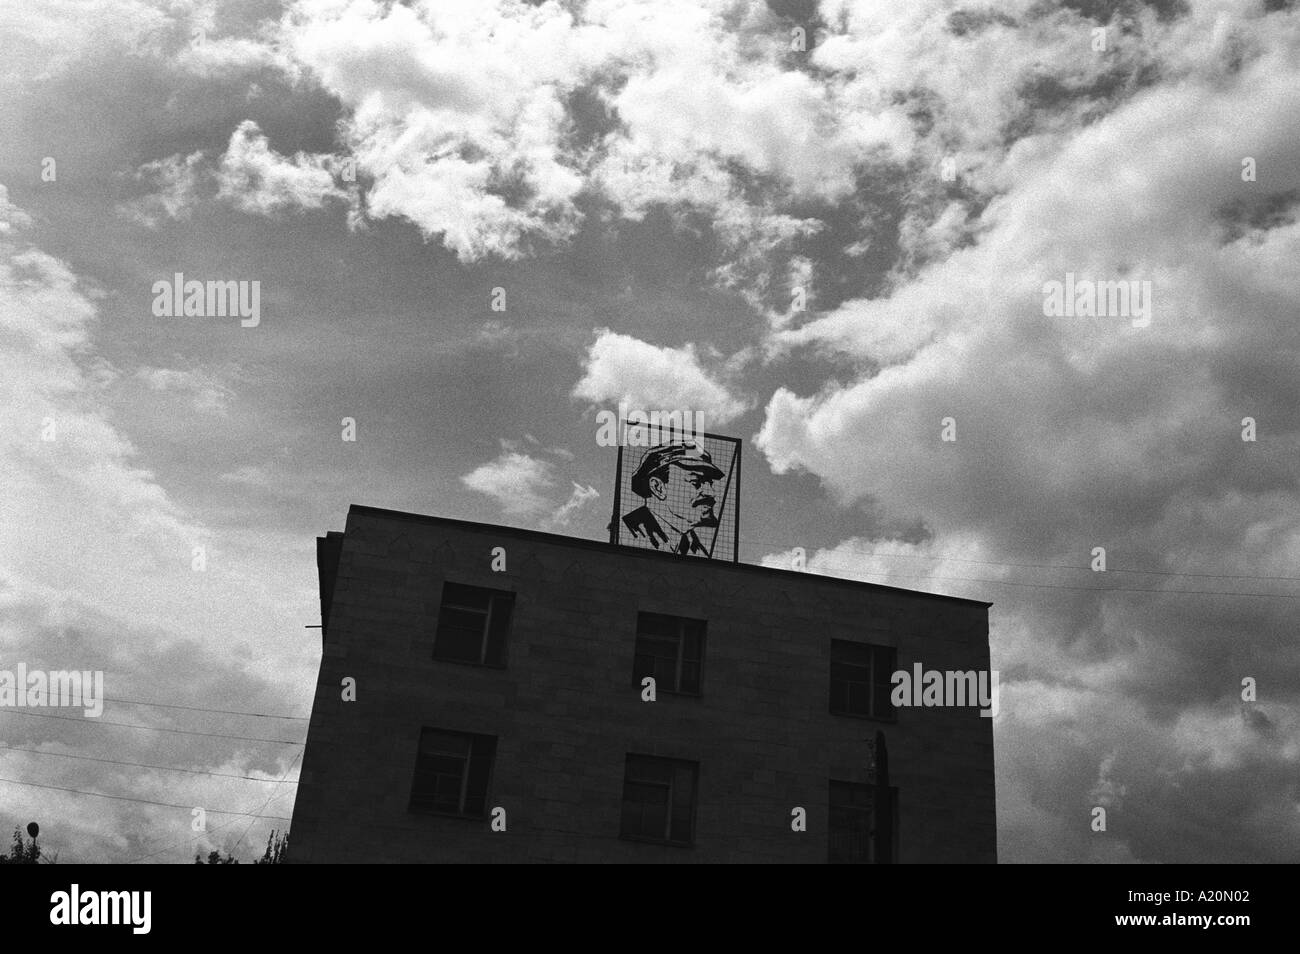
<box><xmin>691</xmin><ymin>494</ymin><xmax>718</xmax><ymax>527</ymax></box>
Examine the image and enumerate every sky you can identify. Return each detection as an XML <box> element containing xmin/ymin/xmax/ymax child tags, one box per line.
<box><xmin>1</xmin><ymin>0</ymin><xmax>1298</xmax><ymax>863</ymax></box>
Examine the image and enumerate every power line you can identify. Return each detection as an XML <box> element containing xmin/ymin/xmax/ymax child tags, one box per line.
<box><xmin>0</xmin><ymin>742</ymin><xmax>300</xmax><ymax>784</ymax></box>
<box><xmin>0</xmin><ymin>708</ymin><xmax>305</xmax><ymax>745</ymax></box>
<box><xmin>742</xmin><ymin>536</ymin><xmax>1300</xmax><ymax>584</ymax></box>
<box><xmin>126</xmin><ymin>750</ymin><xmax>303</xmax><ymax>864</ymax></box>
<box><xmin>228</xmin><ymin>749</ymin><xmax>303</xmax><ymax>861</ymax></box>
<box><xmin>102</xmin><ymin>696</ymin><xmax>308</xmax><ymax>721</ymax></box>
<box><xmin>122</xmin><ymin>790</ymin><xmax>294</xmax><ymax>865</ymax></box>
<box><xmin>799</xmin><ymin>566</ymin><xmax>1300</xmax><ymax>599</ymax></box>
<box><xmin>0</xmin><ymin>774</ymin><xmax>291</xmax><ymax>821</ymax></box>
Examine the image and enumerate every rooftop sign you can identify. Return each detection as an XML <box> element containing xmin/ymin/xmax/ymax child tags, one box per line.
<box><xmin>607</xmin><ymin>415</ymin><xmax>740</xmax><ymax>562</ymax></box>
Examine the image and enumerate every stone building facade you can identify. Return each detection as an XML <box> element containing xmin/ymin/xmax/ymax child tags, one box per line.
<box><xmin>289</xmin><ymin>505</ymin><xmax>996</xmax><ymax>863</ymax></box>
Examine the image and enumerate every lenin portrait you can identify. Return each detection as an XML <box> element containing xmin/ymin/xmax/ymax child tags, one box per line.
<box><xmin>621</xmin><ymin>441</ymin><xmax>726</xmax><ymax>556</ymax></box>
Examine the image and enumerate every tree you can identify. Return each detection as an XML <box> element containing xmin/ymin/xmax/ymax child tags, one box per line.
<box><xmin>194</xmin><ymin>829</ymin><xmax>288</xmax><ymax>864</ymax></box>
<box><xmin>194</xmin><ymin>849</ymin><xmax>239</xmax><ymax>864</ymax></box>
<box><xmin>0</xmin><ymin>824</ymin><xmax>41</xmax><ymax>864</ymax></box>
<box><xmin>255</xmin><ymin>829</ymin><xmax>288</xmax><ymax>865</ymax></box>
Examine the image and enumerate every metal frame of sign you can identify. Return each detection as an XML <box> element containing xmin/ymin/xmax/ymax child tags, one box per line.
<box><xmin>608</xmin><ymin>428</ymin><xmax>741</xmax><ymax>563</ymax></box>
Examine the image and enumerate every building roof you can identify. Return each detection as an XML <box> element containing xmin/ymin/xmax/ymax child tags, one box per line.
<box><xmin>343</xmin><ymin>504</ymin><xmax>992</xmax><ymax>608</ymax></box>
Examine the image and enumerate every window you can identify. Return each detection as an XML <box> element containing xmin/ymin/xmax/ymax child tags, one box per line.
<box><xmin>434</xmin><ymin>582</ymin><xmax>514</xmax><ymax>667</ymax></box>
<box><xmin>409</xmin><ymin>728</ymin><xmax>497</xmax><ymax>817</ymax></box>
<box><xmin>829</xmin><ymin>780</ymin><xmax>893</xmax><ymax>863</ymax></box>
<box><xmin>620</xmin><ymin>754</ymin><xmax>698</xmax><ymax>846</ymax></box>
<box><xmin>633</xmin><ymin>612</ymin><xmax>705</xmax><ymax>695</ymax></box>
<box><xmin>830</xmin><ymin>640</ymin><xmax>895</xmax><ymax>720</ymax></box>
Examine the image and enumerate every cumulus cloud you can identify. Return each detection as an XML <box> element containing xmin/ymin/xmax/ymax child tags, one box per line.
<box><xmin>215</xmin><ymin>120</ymin><xmax>351</xmax><ymax>216</ymax></box>
<box><xmin>543</xmin><ymin>482</ymin><xmax>601</xmax><ymax>530</ymax></box>
<box><xmin>238</xmin><ymin>0</ymin><xmax>1183</xmax><ymax>285</ymax></box>
<box><xmin>29</xmin><ymin>0</ymin><xmax>1257</xmax><ymax>302</ymax></box>
<box><xmin>103</xmin><ymin>0</ymin><xmax>1175</xmax><ymax>292</ymax></box>
<box><xmin>758</xmin><ymin>533</ymin><xmax>1010</xmax><ymax>594</ymax></box>
<box><xmin>122</xmin><ymin>151</ymin><xmax>206</xmax><ymax>226</ymax></box>
<box><xmin>125</xmin><ymin>121</ymin><xmax>353</xmax><ymax>224</ymax></box>
<box><xmin>276</xmin><ymin>0</ymin><xmax>593</xmax><ymax>260</ymax></box>
<box><xmin>218</xmin><ymin>464</ymin><xmax>272</xmax><ymax>487</ymax></box>
<box><xmin>757</xmin><ymin>23</ymin><xmax>1300</xmax><ymax>544</ymax></box>
<box><xmin>462</xmin><ymin>446</ymin><xmax>600</xmax><ymax>530</ymax></box>
<box><xmin>460</xmin><ymin>451</ymin><xmax>558</xmax><ymax>517</ymax></box>
<box><xmin>0</xmin><ymin>243</ymin><xmax>191</xmax><ymax>545</ymax></box>
<box><xmin>179</xmin><ymin>30</ymin><xmax>292</xmax><ymax>80</ymax></box>
<box><xmin>0</xmin><ymin>185</ymin><xmax>310</xmax><ymax>862</ymax></box>
<box><xmin>0</xmin><ymin>184</ymin><xmax>33</xmax><ymax>234</ymax></box>
<box><xmin>134</xmin><ymin>365</ymin><xmax>236</xmax><ymax>414</ymax></box>
<box><xmin>103</xmin><ymin>0</ymin><xmax>893</xmax><ymax>275</ymax></box>
<box><xmin>572</xmin><ymin>329</ymin><xmax>752</xmax><ymax>423</ymax></box>
<box><xmin>1087</xmin><ymin>750</ymin><xmax>1127</xmax><ymax>810</ymax></box>
<box><xmin>0</xmin><ymin>0</ymin><xmax>169</xmax><ymax>84</ymax></box>
<box><xmin>9</xmin><ymin>0</ymin><xmax>1300</xmax><ymax>865</ymax></box>
<box><xmin>753</xmin><ymin>3</ymin><xmax>1300</xmax><ymax>861</ymax></box>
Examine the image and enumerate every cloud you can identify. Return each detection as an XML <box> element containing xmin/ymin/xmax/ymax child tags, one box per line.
<box><xmin>121</xmin><ymin>151</ymin><xmax>206</xmax><ymax>226</ymax></box>
<box><xmin>100</xmin><ymin>0</ymin><xmax>1169</xmax><ymax>296</ymax></box>
<box><xmin>0</xmin><ymin>185</ymin><xmax>33</xmax><ymax>234</ymax></box>
<box><xmin>462</xmin><ymin>446</ymin><xmax>599</xmax><ymax>530</ymax></box>
<box><xmin>543</xmin><ymin>482</ymin><xmax>600</xmax><ymax>530</ymax></box>
<box><xmin>276</xmin><ymin>0</ymin><xmax>591</xmax><ymax>261</ymax></box>
<box><xmin>140</xmin><ymin>0</ymin><xmax>906</xmax><ymax>275</ymax></box>
<box><xmin>1087</xmin><ymin>750</ymin><xmax>1127</xmax><ymax>810</ymax></box>
<box><xmin>758</xmin><ymin>534</ymin><xmax>1009</xmax><ymax>594</ymax></box>
<box><xmin>572</xmin><ymin>329</ymin><xmax>752</xmax><ymax>424</ymax></box>
<box><xmin>460</xmin><ymin>451</ymin><xmax>558</xmax><ymax>518</ymax></box>
<box><xmin>238</xmin><ymin>0</ymin><xmax>1176</xmax><ymax>287</ymax></box>
<box><xmin>0</xmin><ymin>241</ymin><xmax>192</xmax><ymax>545</ymax></box>
<box><xmin>995</xmin><ymin>682</ymin><xmax>1300</xmax><ymax>863</ymax></box>
<box><xmin>0</xmin><ymin>185</ymin><xmax>311</xmax><ymax>862</ymax></box>
<box><xmin>218</xmin><ymin>464</ymin><xmax>272</xmax><ymax>487</ymax></box>
<box><xmin>753</xmin><ymin>6</ymin><xmax>1300</xmax><ymax>861</ymax></box>
<box><xmin>7</xmin><ymin>0</ymin><xmax>1300</xmax><ymax>866</ymax></box>
<box><xmin>134</xmin><ymin>365</ymin><xmax>236</xmax><ymax>414</ymax></box>
<box><xmin>178</xmin><ymin>30</ymin><xmax>292</xmax><ymax>80</ymax></box>
<box><xmin>123</xmin><ymin>121</ymin><xmax>353</xmax><ymax>225</ymax></box>
<box><xmin>215</xmin><ymin>120</ymin><xmax>351</xmax><ymax>216</ymax></box>
<box><xmin>25</xmin><ymin>0</ymin><xmax>1263</xmax><ymax>307</ymax></box>
<box><xmin>0</xmin><ymin>0</ymin><xmax>169</xmax><ymax>85</ymax></box>
<box><xmin>757</xmin><ymin>28</ymin><xmax>1300</xmax><ymax>539</ymax></box>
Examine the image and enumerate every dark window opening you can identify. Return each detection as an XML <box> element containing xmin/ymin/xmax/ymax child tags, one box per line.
<box><xmin>410</xmin><ymin>728</ymin><xmax>497</xmax><ymax>817</ymax></box>
<box><xmin>620</xmin><ymin>754</ymin><xmax>698</xmax><ymax>846</ymax></box>
<box><xmin>829</xmin><ymin>779</ymin><xmax>895</xmax><ymax>863</ymax></box>
<box><xmin>830</xmin><ymin>640</ymin><xmax>896</xmax><ymax>720</ymax></box>
<box><xmin>633</xmin><ymin>612</ymin><xmax>705</xmax><ymax>695</ymax></box>
<box><xmin>434</xmin><ymin>581</ymin><xmax>514</xmax><ymax>668</ymax></box>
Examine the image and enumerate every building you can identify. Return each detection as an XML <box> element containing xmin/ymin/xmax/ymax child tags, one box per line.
<box><xmin>289</xmin><ymin>504</ymin><xmax>996</xmax><ymax>863</ymax></box>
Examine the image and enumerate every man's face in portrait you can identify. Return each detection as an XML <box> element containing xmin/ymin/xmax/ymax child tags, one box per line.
<box><xmin>648</xmin><ymin>463</ymin><xmax>718</xmax><ymax>529</ymax></box>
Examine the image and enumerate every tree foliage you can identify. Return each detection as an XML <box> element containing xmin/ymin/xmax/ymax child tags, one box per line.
<box><xmin>194</xmin><ymin>849</ymin><xmax>240</xmax><ymax>864</ymax></box>
<box><xmin>195</xmin><ymin>829</ymin><xmax>288</xmax><ymax>864</ymax></box>
<box><xmin>255</xmin><ymin>829</ymin><xmax>288</xmax><ymax>864</ymax></box>
<box><xmin>0</xmin><ymin>825</ymin><xmax>41</xmax><ymax>864</ymax></box>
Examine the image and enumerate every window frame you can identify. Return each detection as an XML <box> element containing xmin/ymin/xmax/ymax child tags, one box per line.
<box><xmin>433</xmin><ymin>581</ymin><xmax>515</xmax><ymax>669</ymax></box>
<box><xmin>619</xmin><ymin>753</ymin><xmax>699</xmax><ymax>847</ymax></box>
<box><xmin>829</xmin><ymin>639</ymin><xmax>897</xmax><ymax>721</ymax></box>
<box><xmin>828</xmin><ymin>779</ymin><xmax>894</xmax><ymax>864</ymax></box>
<box><xmin>408</xmin><ymin>727</ymin><xmax>498</xmax><ymax>819</ymax></box>
<box><xmin>632</xmin><ymin>611</ymin><xmax>706</xmax><ymax>697</ymax></box>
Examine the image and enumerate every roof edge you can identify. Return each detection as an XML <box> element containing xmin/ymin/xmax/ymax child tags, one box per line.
<box><xmin>340</xmin><ymin>504</ymin><xmax>993</xmax><ymax>609</ymax></box>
